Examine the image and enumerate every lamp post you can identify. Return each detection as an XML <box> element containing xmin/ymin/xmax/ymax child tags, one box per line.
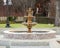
<box><xmin>3</xmin><ymin>0</ymin><xmax>12</xmax><ymax>27</ymax></box>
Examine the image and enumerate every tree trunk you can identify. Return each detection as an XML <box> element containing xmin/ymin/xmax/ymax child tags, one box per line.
<box><xmin>55</xmin><ymin>0</ymin><xmax>60</xmax><ymax>26</ymax></box>
<box><xmin>55</xmin><ymin>0</ymin><xmax>60</xmax><ymax>27</ymax></box>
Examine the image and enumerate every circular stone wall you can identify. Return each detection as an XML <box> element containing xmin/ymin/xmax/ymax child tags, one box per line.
<box><xmin>3</xmin><ymin>30</ymin><xmax>56</xmax><ymax>40</ymax></box>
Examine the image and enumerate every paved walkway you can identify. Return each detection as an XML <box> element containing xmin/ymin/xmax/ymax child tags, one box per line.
<box><xmin>49</xmin><ymin>40</ymin><xmax>60</xmax><ymax>48</ymax></box>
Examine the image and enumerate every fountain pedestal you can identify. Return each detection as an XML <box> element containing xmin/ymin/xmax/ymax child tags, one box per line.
<box><xmin>23</xmin><ymin>8</ymin><xmax>37</xmax><ymax>33</ymax></box>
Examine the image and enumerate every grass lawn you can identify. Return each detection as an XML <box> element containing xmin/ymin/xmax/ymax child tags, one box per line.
<box><xmin>0</xmin><ymin>23</ymin><xmax>54</xmax><ymax>28</ymax></box>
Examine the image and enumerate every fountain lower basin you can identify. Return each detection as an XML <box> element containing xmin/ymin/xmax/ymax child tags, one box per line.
<box><xmin>3</xmin><ymin>29</ymin><xmax>56</xmax><ymax>40</ymax></box>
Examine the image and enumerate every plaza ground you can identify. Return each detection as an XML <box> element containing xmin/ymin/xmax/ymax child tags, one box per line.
<box><xmin>0</xmin><ymin>27</ymin><xmax>60</xmax><ymax>48</ymax></box>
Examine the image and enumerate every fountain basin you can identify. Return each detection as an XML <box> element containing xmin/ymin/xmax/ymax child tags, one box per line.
<box><xmin>22</xmin><ymin>22</ymin><xmax>37</xmax><ymax>26</ymax></box>
<box><xmin>3</xmin><ymin>29</ymin><xmax>56</xmax><ymax>40</ymax></box>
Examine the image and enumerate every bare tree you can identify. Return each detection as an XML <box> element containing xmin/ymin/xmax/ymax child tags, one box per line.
<box><xmin>0</xmin><ymin>0</ymin><xmax>3</xmax><ymax>6</ymax></box>
<box><xmin>12</xmin><ymin>0</ymin><xmax>36</xmax><ymax>13</ymax></box>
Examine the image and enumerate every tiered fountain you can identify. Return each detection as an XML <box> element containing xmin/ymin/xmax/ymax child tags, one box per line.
<box><xmin>23</xmin><ymin>8</ymin><xmax>37</xmax><ymax>33</ymax></box>
<box><xmin>3</xmin><ymin>8</ymin><xmax>56</xmax><ymax>40</ymax></box>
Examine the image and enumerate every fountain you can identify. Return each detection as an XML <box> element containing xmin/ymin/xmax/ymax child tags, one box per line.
<box><xmin>3</xmin><ymin>8</ymin><xmax>56</xmax><ymax>40</ymax></box>
<box><xmin>23</xmin><ymin>8</ymin><xmax>37</xmax><ymax>33</ymax></box>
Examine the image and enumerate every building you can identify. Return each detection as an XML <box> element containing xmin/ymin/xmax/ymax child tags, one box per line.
<box><xmin>0</xmin><ymin>0</ymin><xmax>56</xmax><ymax>23</ymax></box>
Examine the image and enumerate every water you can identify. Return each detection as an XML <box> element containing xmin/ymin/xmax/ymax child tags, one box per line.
<box><xmin>10</xmin><ymin>31</ymin><xmax>48</xmax><ymax>33</ymax></box>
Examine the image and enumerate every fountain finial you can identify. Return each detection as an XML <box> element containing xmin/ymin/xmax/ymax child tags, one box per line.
<box><xmin>27</xmin><ymin>8</ymin><xmax>33</xmax><ymax>15</ymax></box>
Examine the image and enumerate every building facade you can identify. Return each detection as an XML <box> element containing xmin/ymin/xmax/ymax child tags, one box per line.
<box><xmin>0</xmin><ymin>0</ymin><xmax>56</xmax><ymax>23</ymax></box>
